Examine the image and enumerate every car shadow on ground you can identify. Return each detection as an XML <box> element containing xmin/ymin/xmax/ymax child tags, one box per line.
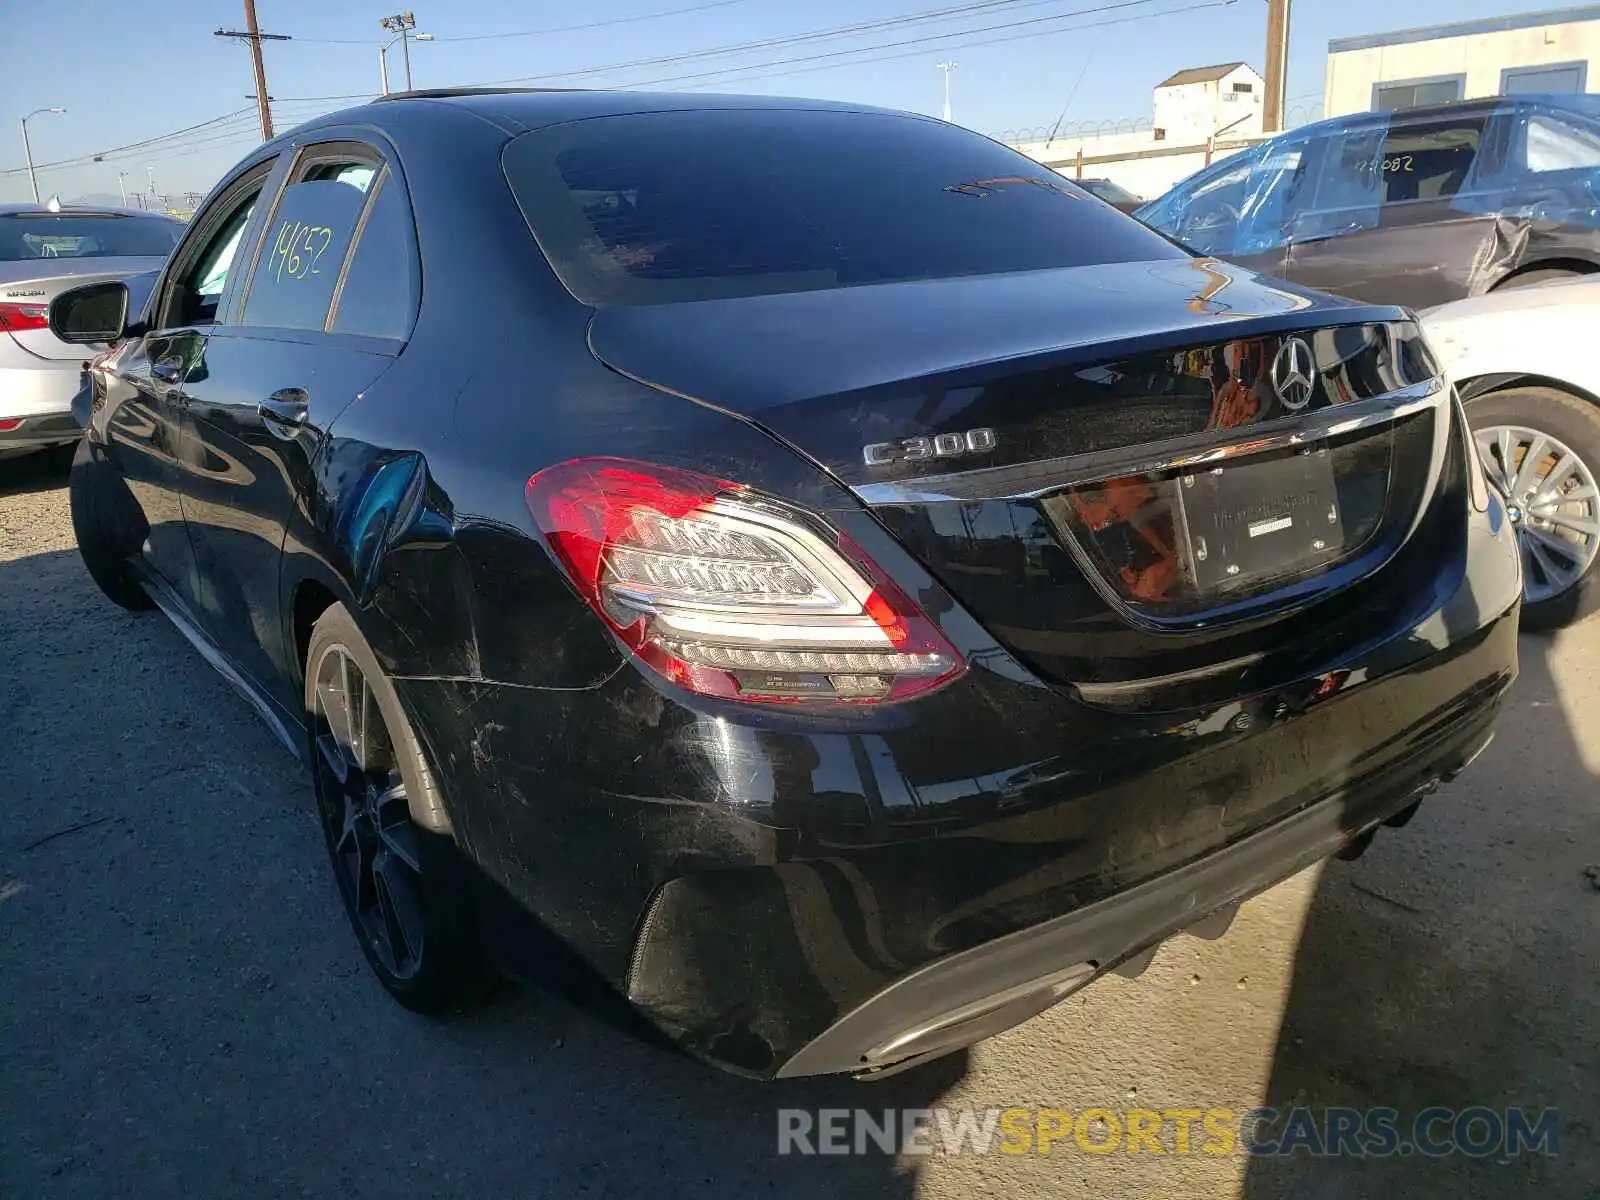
<box><xmin>1240</xmin><ymin>627</ymin><xmax>1600</xmax><ymax>1199</ymax></box>
<box><xmin>0</xmin><ymin>443</ymin><xmax>75</xmax><ymax>497</ymax></box>
<box><xmin>0</xmin><ymin>542</ymin><xmax>968</xmax><ymax>1199</ymax></box>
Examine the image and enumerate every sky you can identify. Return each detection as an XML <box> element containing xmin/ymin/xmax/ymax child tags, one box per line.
<box><xmin>0</xmin><ymin>0</ymin><xmax>1562</xmax><ymax>204</ymax></box>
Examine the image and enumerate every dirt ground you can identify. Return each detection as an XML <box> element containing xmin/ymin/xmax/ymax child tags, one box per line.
<box><xmin>3</xmin><ymin>445</ymin><xmax>1596</xmax><ymax>1199</ymax></box>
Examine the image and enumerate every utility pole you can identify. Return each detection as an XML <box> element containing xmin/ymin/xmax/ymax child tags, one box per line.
<box><xmin>937</xmin><ymin>60</ymin><xmax>958</xmax><ymax>123</ymax></box>
<box><xmin>117</xmin><ymin>171</ymin><xmax>129</xmax><ymax>205</ymax></box>
<box><xmin>1263</xmin><ymin>0</ymin><xmax>1291</xmax><ymax>132</ymax></box>
<box><xmin>381</xmin><ymin>13</ymin><xmax>418</xmax><ymax>92</ymax></box>
<box><xmin>215</xmin><ymin>1</ymin><xmax>290</xmax><ymax>142</ymax></box>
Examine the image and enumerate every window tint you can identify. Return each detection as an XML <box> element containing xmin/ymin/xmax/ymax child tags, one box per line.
<box><xmin>0</xmin><ymin>214</ymin><xmax>183</xmax><ymax>262</ymax></box>
<box><xmin>1522</xmin><ymin>112</ymin><xmax>1600</xmax><ymax>173</ymax></box>
<box><xmin>1378</xmin><ymin>120</ymin><xmax>1483</xmax><ymax>202</ymax></box>
<box><xmin>504</xmin><ymin>109</ymin><xmax>1185</xmax><ymax>306</ymax></box>
<box><xmin>331</xmin><ymin>171</ymin><xmax>418</xmax><ymax>340</ymax></box>
<box><xmin>241</xmin><ymin>164</ymin><xmax>372</xmax><ymax>331</ymax></box>
<box><xmin>166</xmin><ymin>187</ymin><xmax>261</xmax><ymax>328</ymax></box>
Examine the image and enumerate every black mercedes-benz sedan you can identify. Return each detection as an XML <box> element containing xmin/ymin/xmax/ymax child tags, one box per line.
<box><xmin>51</xmin><ymin>88</ymin><xmax>1520</xmax><ymax>1080</ymax></box>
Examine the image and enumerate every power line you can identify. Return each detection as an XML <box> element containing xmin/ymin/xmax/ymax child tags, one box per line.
<box><xmin>621</xmin><ymin>0</ymin><xmax>1236</xmax><ymax>91</ymax></box>
<box><xmin>635</xmin><ymin>0</ymin><xmax>1232</xmax><ymax>91</ymax></box>
<box><xmin>284</xmin><ymin>0</ymin><xmax>764</xmax><ymax>44</ymax></box>
<box><xmin>0</xmin><ymin>109</ymin><xmax>256</xmax><ymax>177</ymax></box>
<box><xmin>476</xmin><ymin>0</ymin><xmax>1131</xmax><ymax>86</ymax></box>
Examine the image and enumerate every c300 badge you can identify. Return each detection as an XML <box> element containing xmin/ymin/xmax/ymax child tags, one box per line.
<box><xmin>862</xmin><ymin>428</ymin><xmax>997</xmax><ymax>466</ymax></box>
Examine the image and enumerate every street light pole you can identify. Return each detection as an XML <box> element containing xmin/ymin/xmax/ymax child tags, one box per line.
<box><xmin>937</xmin><ymin>61</ymin><xmax>958</xmax><ymax>123</ymax></box>
<box><xmin>379</xmin><ymin>29</ymin><xmax>434</xmax><ymax>95</ymax></box>
<box><xmin>381</xmin><ymin>13</ymin><xmax>419</xmax><ymax>92</ymax></box>
<box><xmin>19</xmin><ymin>107</ymin><xmax>66</xmax><ymax>204</ymax></box>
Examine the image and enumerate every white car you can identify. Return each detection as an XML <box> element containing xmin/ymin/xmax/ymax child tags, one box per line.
<box><xmin>1423</xmin><ymin>276</ymin><xmax>1600</xmax><ymax>629</ymax></box>
<box><xmin>1</xmin><ymin>202</ymin><xmax>183</xmax><ymax>459</ymax></box>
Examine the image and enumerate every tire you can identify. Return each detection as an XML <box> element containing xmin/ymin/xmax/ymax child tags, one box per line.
<box><xmin>304</xmin><ymin>602</ymin><xmax>492</xmax><ymax>1012</ymax></box>
<box><xmin>1495</xmin><ymin>267</ymin><xmax>1585</xmax><ymax>291</ymax></box>
<box><xmin>68</xmin><ymin>436</ymin><xmax>154</xmax><ymax>611</ymax></box>
<box><xmin>1466</xmin><ymin>386</ymin><xmax>1600</xmax><ymax>630</ymax></box>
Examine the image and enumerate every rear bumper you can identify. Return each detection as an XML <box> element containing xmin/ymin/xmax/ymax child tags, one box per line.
<box><xmin>394</xmin><ymin>488</ymin><xmax>1521</xmax><ymax>1078</ymax></box>
<box><xmin>776</xmin><ymin>696</ymin><xmax>1498</xmax><ymax>1077</ymax></box>
<box><xmin>0</xmin><ymin>362</ymin><xmax>82</xmax><ymax>452</ymax></box>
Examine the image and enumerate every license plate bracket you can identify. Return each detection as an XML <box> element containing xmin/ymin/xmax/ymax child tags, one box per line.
<box><xmin>1181</xmin><ymin>446</ymin><xmax>1345</xmax><ymax>593</ymax></box>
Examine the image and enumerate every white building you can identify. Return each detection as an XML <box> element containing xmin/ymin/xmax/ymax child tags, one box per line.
<box><xmin>1325</xmin><ymin>4</ymin><xmax>1600</xmax><ymax>116</ymax></box>
<box><xmin>1011</xmin><ymin>62</ymin><xmax>1268</xmax><ymax>202</ymax></box>
<box><xmin>1151</xmin><ymin>62</ymin><xmax>1266</xmax><ymax>142</ymax></box>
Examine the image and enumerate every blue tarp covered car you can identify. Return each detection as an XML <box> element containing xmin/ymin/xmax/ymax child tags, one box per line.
<box><xmin>1136</xmin><ymin>95</ymin><xmax>1600</xmax><ymax>308</ymax></box>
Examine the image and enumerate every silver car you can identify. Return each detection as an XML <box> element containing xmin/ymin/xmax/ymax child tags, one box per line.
<box><xmin>1</xmin><ymin>202</ymin><xmax>183</xmax><ymax>458</ymax></box>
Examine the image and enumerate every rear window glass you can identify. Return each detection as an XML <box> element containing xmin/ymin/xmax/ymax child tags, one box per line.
<box><xmin>0</xmin><ymin>214</ymin><xmax>183</xmax><ymax>262</ymax></box>
<box><xmin>503</xmin><ymin>108</ymin><xmax>1186</xmax><ymax>306</ymax></box>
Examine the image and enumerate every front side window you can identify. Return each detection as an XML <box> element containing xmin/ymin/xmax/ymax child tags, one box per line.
<box><xmin>1290</xmin><ymin>123</ymin><xmax>1387</xmax><ymax>241</ymax></box>
<box><xmin>163</xmin><ymin>185</ymin><xmax>263</xmax><ymax>328</ymax></box>
<box><xmin>1137</xmin><ymin>138</ymin><xmax>1308</xmax><ymax>257</ymax></box>
<box><xmin>504</xmin><ymin>108</ymin><xmax>1185</xmax><ymax>306</ymax></box>
<box><xmin>241</xmin><ymin>156</ymin><xmax>374</xmax><ymax>331</ymax></box>
<box><xmin>0</xmin><ymin>213</ymin><xmax>183</xmax><ymax>262</ymax></box>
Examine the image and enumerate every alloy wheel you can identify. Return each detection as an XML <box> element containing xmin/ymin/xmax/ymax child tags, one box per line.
<box><xmin>310</xmin><ymin>643</ymin><xmax>427</xmax><ymax>980</ymax></box>
<box><xmin>1474</xmin><ymin>423</ymin><xmax>1600</xmax><ymax>605</ymax></box>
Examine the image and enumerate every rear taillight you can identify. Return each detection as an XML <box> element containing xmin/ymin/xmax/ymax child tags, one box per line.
<box><xmin>0</xmin><ymin>301</ymin><xmax>50</xmax><ymax>333</ymax></box>
<box><xmin>525</xmin><ymin>457</ymin><xmax>964</xmax><ymax>704</ymax></box>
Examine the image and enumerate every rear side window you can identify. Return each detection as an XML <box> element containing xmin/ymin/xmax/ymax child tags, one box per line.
<box><xmin>1379</xmin><ymin>119</ymin><xmax>1483</xmax><ymax>202</ymax></box>
<box><xmin>330</xmin><ymin>171</ymin><xmax>418</xmax><ymax>340</ymax></box>
<box><xmin>504</xmin><ymin>108</ymin><xmax>1185</xmax><ymax>306</ymax></box>
<box><xmin>241</xmin><ymin>162</ymin><xmax>371</xmax><ymax>331</ymax></box>
<box><xmin>0</xmin><ymin>214</ymin><xmax>183</xmax><ymax>262</ymax></box>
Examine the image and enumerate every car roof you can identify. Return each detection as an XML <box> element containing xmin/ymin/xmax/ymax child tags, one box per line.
<box><xmin>1294</xmin><ymin>92</ymin><xmax>1596</xmax><ymax>138</ymax></box>
<box><xmin>0</xmin><ymin>201</ymin><xmax>179</xmax><ymax>220</ymax></box>
<box><xmin>354</xmin><ymin>87</ymin><xmax>915</xmax><ymax>134</ymax></box>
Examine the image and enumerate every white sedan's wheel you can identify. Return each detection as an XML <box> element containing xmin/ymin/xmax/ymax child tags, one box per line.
<box><xmin>1468</xmin><ymin>387</ymin><xmax>1600</xmax><ymax>630</ymax></box>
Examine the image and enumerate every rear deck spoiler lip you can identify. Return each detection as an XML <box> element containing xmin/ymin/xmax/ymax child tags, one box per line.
<box><xmin>852</xmin><ymin>376</ymin><xmax>1448</xmax><ymax>506</ymax></box>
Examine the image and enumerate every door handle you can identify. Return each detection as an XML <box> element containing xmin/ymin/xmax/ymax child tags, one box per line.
<box><xmin>258</xmin><ymin>387</ymin><xmax>310</xmax><ymax>437</ymax></box>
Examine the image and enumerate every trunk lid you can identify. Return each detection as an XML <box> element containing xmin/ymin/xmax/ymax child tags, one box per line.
<box><xmin>588</xmin><ymin>261</ymin><xmax>1455</xmax><ymax>705</ymax></box>
<box><xmin>0</xmin><ymin>257</ymin><xmax>166</xmax><ymax>360</ymax></box>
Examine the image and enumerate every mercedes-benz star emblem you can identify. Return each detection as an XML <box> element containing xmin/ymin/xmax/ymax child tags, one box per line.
<box><xmin>1270</xmin><ymin>337</ymin><xmax>1316</xmax><ymax>411</ymax></box>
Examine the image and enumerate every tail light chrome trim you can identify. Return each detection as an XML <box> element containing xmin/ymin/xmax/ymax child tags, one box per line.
<box><xmin>852</xmin><ymin>377</ymin><xmax>1446</xmax><ymax>506</ymax></box>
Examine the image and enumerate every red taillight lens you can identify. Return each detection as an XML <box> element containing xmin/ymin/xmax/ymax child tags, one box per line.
<box><xmin>0</xmin><ymin>301</ymin><xmax>50</xmax><ymax>333</ymax></box>
<box><xmin>525</xmin><ymin>457</ymin><xmax>964</xmax><ymax>704</ymax></box>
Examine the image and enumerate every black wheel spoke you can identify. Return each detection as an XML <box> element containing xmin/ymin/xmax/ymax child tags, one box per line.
<box><xmin>316</xmin><ymin>731</ymin><xmax>352</xmax><ymax>784</ymax></box>
<box><xmin>309</xmin><ymin>639</ymin><xmax>430</xmax><ymax>984</ymax></box>
<box><xmin>374</xmin><ymin>853</ymin><xmax>424</xmax><ymax>971</ymax></box>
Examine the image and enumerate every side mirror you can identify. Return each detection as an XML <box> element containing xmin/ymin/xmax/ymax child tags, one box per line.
<box><xmin>48</xmin><ymin>280</ymin><xmax>129</xmax><ymax>345</ymax></box>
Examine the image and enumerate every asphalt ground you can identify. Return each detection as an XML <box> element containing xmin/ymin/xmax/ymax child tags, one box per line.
<box><xmin>3</xmin><ymin>443</ymin><xmax>1596</xmax><ymax>1199</ymax></box>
